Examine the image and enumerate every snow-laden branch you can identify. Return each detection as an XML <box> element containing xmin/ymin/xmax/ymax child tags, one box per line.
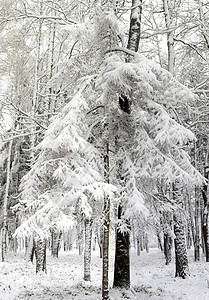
<box><xmin>0</xmin><ymin>13</ymin><xmax>77</xmax><ymax>25</ymax></box>
<box><xmin>2</xmin><ymin>130</ymin><xmax>43</xmax><ymax>142</ymax></box>
<box><xmin>105</xmin><ymin>46</ymin><xmax>136</xmax><ymax>57</ymax></box>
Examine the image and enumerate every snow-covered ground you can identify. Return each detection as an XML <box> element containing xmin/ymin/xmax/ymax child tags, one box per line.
<box><xmin>0</xmin><ymin>246</ymin><xmax>209</xmax><ymax>300</ymax></box>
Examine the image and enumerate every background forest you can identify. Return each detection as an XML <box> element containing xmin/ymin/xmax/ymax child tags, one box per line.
<box><xmin>0</xmin><ymin>0</ymin><xmax>208</xmax><ymax>299</ymax></box>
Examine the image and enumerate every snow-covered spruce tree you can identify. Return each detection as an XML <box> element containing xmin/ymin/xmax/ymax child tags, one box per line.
<box><xmin>90</xmin><ymin>0</ymin><xmax>203</xmax><ymax>290</ymax></box>
<box><xmin>95</xmin><ymin>44</ymin><xmax>204</xmax><ymax>285</ymax></box>
<box><xmin>15</xmin><ymin>81</ymin><xmax>116</xmax><ymax>276</ymax></box>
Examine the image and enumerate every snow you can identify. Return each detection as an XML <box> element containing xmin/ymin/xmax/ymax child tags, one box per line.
<box><xmin>1</xmin><ymin>246</ymin><xmax>209</xmax><ymax>299</ymax></box>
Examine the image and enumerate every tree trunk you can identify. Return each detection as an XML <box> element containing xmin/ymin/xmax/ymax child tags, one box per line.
<box><xmin>102</xmin><ymin>200</ymin><xmax>110</xmax><ymax>299</ymax></box>
<box><xmin>162</xmin><ymin>213</ymin><xmax>172</xmax><ymax>265</ymax></box>
<box><xmin>174</xmin><ymin>214</ymin><xmax>189</xmax><ymax>278</ymax></box>
<box><xmin>77</xmin><ymin>217</ymin><xmax>84</xmax><ymax>255</ymax></box>
<box><xmin>193</xmin><ymin>139</ymin><xmax>200</xmax><ymax>261</ymax></box>
<box><xmin>127</xmin><ymin>0</ymin><xmax>142</xmax><ymax>52</ymax></box>
<box><xmin>145</xmin><ymin>233</ymin><xmax>149</xmax><ymax>253</ymax></box>
<box><xmin>84</xmin><ymin>218</ymin><xmax>93</xmax><ymax>281</ymax></box>
<box><xmin>51</xmin><ymin>229</ymin><xmax>62</xmax><ymax>258</ymax></box>
<box><xmin>202</xmin><ymin>166</ymin><xmax>209</xmax><ymax>262</ymax></box>
<box><xmin>27</xmin><ymin>238</ymin><xmax>35</xmax><ymax>263</ymax></box>
<box><xmin>113</xmin><ymin>1</ymin><xmax>142</xmax><ymax>289</ymax></box>
<box><xmin>63</xmin><ymin>231</ymin><xmax>72</xmax><ymax>251</ymax></box>
<box><xmin>93</xmin><ymin>236</ymin><xmax>96</xmax><ymax>251</ymax></box>
<box><xmin>102</xmin><ymin>143</ymin><xmax>110</xmax><ymax>300</ymax></box>
<box><xmin>163</xmin><ymin>0</ymin><xmax>175</xmax><ymax>74</ymax></box>
<box><xmin>113</xmin><ymin>204</ymin><xmax>130</xmax><ymax>289</ymax></box>
<box><xmin>136</xmin><ymin>237</ymin><xmax>140</xmax><ymax>256</ymax></box>
<box><xmin>194</xmin><ymin>193</ymin><xmax>200</xmax><ymax>261</ymax></box>
<box><xmin>164</xmin><ymin>233</ymin><xmax>172</xmax><ymax>265</ymax></box>
<box><xmin>1</xmin><ymin>140</ymin><xmax>13</xmax><ymax>262</ymax></box>
<box><xmin>34</xmin><ymin>237</ymin><xmax>47</xmax><ymax>273</ymax></box>
<box><xmin>140</xmin><ymin>233</ymin><xmax>144</xmax><ymax>251</ymax></box>
<box><xmin>156</xmin><ymin>224</ymin><xmax>163</xmax><ymax>252</ymax></box>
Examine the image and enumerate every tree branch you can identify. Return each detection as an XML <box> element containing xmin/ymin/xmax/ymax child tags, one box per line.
<box><xmin>105</xmin><ymin>46</ymin><xmax>136</xmax><ymax>57</ymax></box>
<box><xmin>173</xmin><ymin>37</ymin><xmax>206</xmax><ymax>61</ymax></box>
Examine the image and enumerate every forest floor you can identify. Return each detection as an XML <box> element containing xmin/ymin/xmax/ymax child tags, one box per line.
<box><xmin>0</xmin><ymin>246</ymin><xmax>209</xmax><ymax>300</ymax></box>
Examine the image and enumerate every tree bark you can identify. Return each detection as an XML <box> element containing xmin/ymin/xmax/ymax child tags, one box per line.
<box><xmin>202</xmin><ymin>166</ymin><xmax>209</xmax><ymax>262</ymax></box>
<box><xmin>113</xmin><ymin>204</ymin><xmax>130</xmax><ymax>289</ymax></box>
<box><xmin>34</xmin><ymin>237</ymin><xmax>47</xmax><ymax>273</ymax></box>
<box><xmin>51</xmin><ymin>229</ymin><xmax>62</xmax><ymax>258</ymax></box>
<box><xmin>102</xmin><ymin>202</ymin><xmax>110</xmax><ymax>299</ymax></box>
<box><xmin>162</xmin><ymin>213</ymin><xmax>172</xmax><ymax>265</ymax></box>
<box><xmin>127</xmin><ymin>0</ymin><xmax>142</xmax><ymax>52</ymax></box>
<box><xmin>156</xmin><ymin>224</ymin><xmax>163</xmax><ymax>252</ymax></box>
<box><xmin>164</xmin><ymin>233</ymin><xmax>172</xmax><ymax>265</ymax></box>
<box><xmin>27</xmin><ymin>238</ymin><xmax>36</xmax><ymax>263</ymax></box>
<box><xmin>174</xmin><ymin>214</ymin><xmax>189</xmax><ymax>278</ymax></box>
<box><xmin>194</xmin><ymin>190</ymin><xmax>200</xmax><ymax>261</ymax></box>
<box><xmin>102</xmin><ymin>143</ymin><xmax>110</xmax><ymax>300</ymax></box>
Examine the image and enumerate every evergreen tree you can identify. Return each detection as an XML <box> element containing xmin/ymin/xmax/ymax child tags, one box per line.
<box><xmin>15</xmin><ymin>82</ymin><xmax>116</xmax><ymax>275</ymax></box>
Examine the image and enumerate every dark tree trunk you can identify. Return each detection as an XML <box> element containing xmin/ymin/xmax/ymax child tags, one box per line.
<box><xmin>164</xmin><ymin>233</ymin><xmax>172</xmax><ymax>265</ymax></box>
<box><xmin>34</xmin><ymin>238</ymin><xmax>47</xmax><ymax>273</ymax></box>
<box><xmin>202</xmin><ymin>166</ymin><xmax>209</xmax><ymax>262</ymax></box>
<box><xmin>127</xmin><ymin>0</ymin><xmax>142</xmax><ymax>52</ymax></box>
<box><xmin>136</xmin><ymin>237</ymin><xmax>140</xmax><ymax>256</ymax></box>
<box><xmin>51</xmin><ymin>229</ymin><xmax>62</xmax><ymax>258</ymax></box>
<box><xmin>162</xmin><ymin>213</ymin><xmax>172</xmax><ymax>265</ymax></box>
<box><xmin>30</xmin><ymin>245</ymin><xmax>35</xmax><ymax>263</ymax></box>
<box><xmin>113</xmin><ymin>0</ymin><xmax>142</xmax><ymax>290</ymax></box>
<box><xmin>145</xmin><ymin>233</ymin><xmax>149</xmax><ymax>253</ymax></box>
<box><xmin>174</xmin><ymin>214</ymin><xmax>189</xmax><ymax>278</ymax></box>
<box><xmin>102</xmin><ymin>143</ymin><xmax>110</xmax><ymax>300</ymax></box>
<box><xmin>25</xmin><ymin>237</ymin><xmax>35</xmax><ymax>262</ymax></box>
<box><xmin>140</xmin><ymin>233</ymin><xmax>143</xmax><ymax>251</ymax></box>
<box><xmin>102</xmin><ymin>210</ymin><xmax>110</xmax><ymax>299</ymax></box>
<box><xmin>156</xmin><ymin>224</ymin><xmax>163</xmax><ymax>252</ymax></box>
<box><xmin>194</xmin><ymin>188</ymin><xmax>200</xmax><ymax>261</ymax></box>
<box><xmin>113</xmin><ymin>204</ymin><xmax>130</xmax><ymax>289</ymax></box>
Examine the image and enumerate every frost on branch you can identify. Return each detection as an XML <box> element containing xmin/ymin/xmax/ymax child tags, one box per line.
<box><xmin>16</xmin><ymin>82</ymin><xmax>117</xmax><ymax>237</ymax></box>
<box><xmin>96</xmin><ymin>52</ymin><xmax>204</xmax><ymax>220</ymax></box>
